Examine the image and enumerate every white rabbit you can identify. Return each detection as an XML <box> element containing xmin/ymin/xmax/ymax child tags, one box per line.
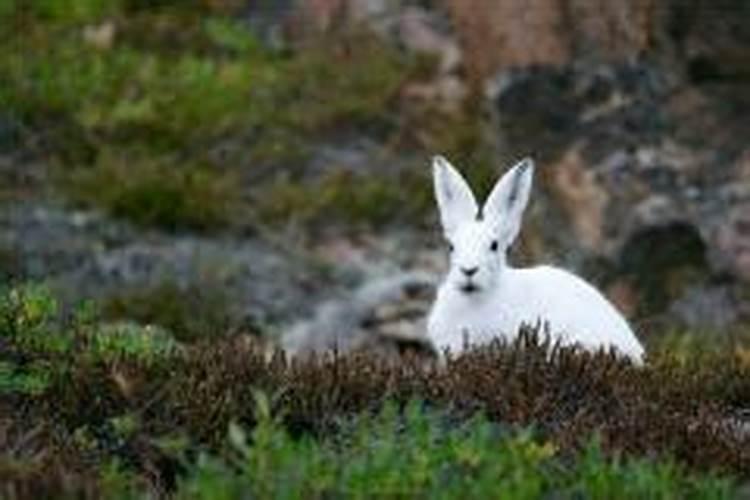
<box><xmin>427</xmin><ymin>156</ymin><xmax>645</xmax><ymax>362</ymax></box>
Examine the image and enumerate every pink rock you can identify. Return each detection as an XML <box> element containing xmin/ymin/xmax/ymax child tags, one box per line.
<box><xmin>717</xmin><ymin>203</ymin><xmax>750</xmax><ymax>281</ymax></box>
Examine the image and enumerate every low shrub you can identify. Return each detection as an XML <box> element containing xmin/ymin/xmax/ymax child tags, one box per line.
<box><xmin>256</xmin><ymin>169</ymin><xmax>434</xmax><ymax>229</ymax></box>
<box><xmin>66</xmin><ymin>151</ymin><xmax>241</xmax><ymax>231</ymax></box>
<box><xmin>171</xmin><ymin>400</ymin><xmax>733</xmax><ymax>499</ymax></box>
<box><xmin>100</xmin><ymin>280</ymin><xmax>235</xmax><ymax>342</ymax></box>
<box><xmin>1</xmin><ymin>6</ymin><xmax>452</xmax><ymax>231</ymax></box>
<box><xmin>2</xmin><ymin>285</ymin><xmax>748</xmax><ymax>497</ymax></box>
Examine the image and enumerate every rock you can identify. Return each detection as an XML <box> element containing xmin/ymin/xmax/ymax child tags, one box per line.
<box><xmin>241</xmin><ymin>0</ymin><xmax>296</xmax><ymax>48</ymax></box>
<box><xmin>488</xmin><ymin>59</ymin><xmax>749</xmax><ymax>323</ymax></box>
<box><xmin>675</xmin><ymin>0</ymin><xmax>750</xmax><ymax>83</ymax></box>
<box><xmin>286</xmin><ymin>2</ymin><xmax>469</xmax><ymax>111</ymax></box>
<box><xmin>446</xmin><ymin>0</ymin><xmax>656</xmax><ymax>82</ymax></box>
<box><xmin>346</xmin><ymin>0</ymin><xmax>390</xmax><ymax>24</ymax></box>
<box><xmin>282</xmin><ymin>271</ymin><xmax>437</xmax><ymax>358</ymax></box>
<box><xmin>545</xmin><ymin>145</ymin><xmax>609</xmax><ymax>251</ymax></box>
<box><xmin>669</xmin><ymin>285</ymin><xmax>738</xmax><ymax>330</ymax></box>
<box><xmin>716</xmin><ymin>203</ymin><xmax>750</xmax><ymax>281</ymax></box>
<box><xmin>488</xmin><ymin>63</ymin><xmax>676</xmax><ymax>161</ymax></box>
<box><xmin>605</xmin><ymin>279</ymin><xmax>638</xmax><ymax>320</ymax></box>
<box><xmin>285</xmin><ymin>0</ymin><xmax>363</xmax><ymax>38</ymax></box>
<box><xmin>0</xmin><ymin>201</ymin><xmax>329</xmax><ymax>327</ymax></box>
<box><xmin>396</xmin><ymin>7</ymin><xmax>468</xmax><ymax>111</ymax></box>
<box><xmin>82</xmin><ymin>21</ymin><xmax>116</xmax><ymax>51</ymax></box>
<box><xmin>397</xmin><ymin>7</ymin><xmax>461</xmax><ymax>75</ymax></box>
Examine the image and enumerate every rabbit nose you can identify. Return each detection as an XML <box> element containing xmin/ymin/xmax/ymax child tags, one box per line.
<box><xmin>461</xmin><ymin>266</ymin><xmax>479</xmax><ymax>277</ymax></box>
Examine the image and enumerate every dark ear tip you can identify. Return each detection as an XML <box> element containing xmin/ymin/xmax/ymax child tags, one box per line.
<box><xmin>518</xmin><ymin>157</ymin><xmax>535</xmax><ymax>172</ymax></box>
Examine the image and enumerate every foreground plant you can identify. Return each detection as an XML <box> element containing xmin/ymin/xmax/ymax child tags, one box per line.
<box><xmin>0</xmin><ymin>285</ymin><xmax>748</xmax><ymax>498</ymax></box>
<box><xmin>175</xmin><ymin>399</ymin><xmax>733</xmax><ymax>499</ymax></box>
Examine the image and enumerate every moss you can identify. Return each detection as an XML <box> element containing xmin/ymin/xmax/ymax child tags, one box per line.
<box><xmin>7</xmin><ymin>0</ymin><xmax>229</xmax><ymax>26</ymax></box>
<box><xmin>242</xmin><ymin>30</ymin><xmax>419</xmax><ymax>167</ymax></box>
<box><xmin>66</xmin><ymin>150</ymin><xmax>242</xmax><ymax>231</ymax></box>
<box><xmin>99</xmin><ymin>280</ymin><xmax>234</xmax><ymax>342</ymax></box>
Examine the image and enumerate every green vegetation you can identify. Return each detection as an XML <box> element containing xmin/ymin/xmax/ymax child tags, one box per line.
<box><xmin>257</xmin><ymin>170</ymin><xmax>434</xmax><ymax>228</ymax></box>
<box><xmin>0</xmin><ymin>284</ymin><xmax>180</xmax><ymax>397</ymax></box>
<box><xmin>101</xmin><ymin>280</ymin><xmax>234</xmax><ymax>342</ymax></box>
<box><xmin>87</xmin><ymin>322</ymin><xmax>179</xmax><ymax>362</ymax></box>
<box><xmin>1</xmin><ymin>284</ymin><xmax>748</xmax><ymax>498</ymax></box>
<box><xmin>2</xmin><ymin>1</ymin><xmax>504</xmax><ymax>231</ymax></box>
<box><xmin>66</xmin><ymin>151</ymin><xmax>242</xmax><ymax>230</ymax></box>
<box><xmin>0</xmin><ymin>283</ymin><xmax>72</xmax><ymax>354</ymax></box>
<box><xmin>10</xmin><ymin>0</ymin><xmax>123</xmax><ymax>24</ymax></box>
<box><xmin>3</xmin><ymin>2</ymin><xmax>450</xmax><ymax>231</ymax></box>
<box><xmin>252</xmin><ymin>104</ymin><xmax>512</xmax><ymax>226</ymax></box>
<box><xmin>171</xmin><ymin>400</ymin><xmax>732</xmax><ymax>499</ymax></box>
<box><xmin>0</xmin><ymin>360</ymin><xmax>51</xmax><ymax>395</ymax></box>
<box><xmin>649</xmin><ymin>326</ymin><xmax>750</xmax><ymax>371</ymax></box>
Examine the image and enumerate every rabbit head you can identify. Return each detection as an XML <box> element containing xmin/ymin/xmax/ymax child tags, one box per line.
<box><xmin>433</xmin><ymin>156</ymin><xmax>533</xmax><ymax>297</ymax></box>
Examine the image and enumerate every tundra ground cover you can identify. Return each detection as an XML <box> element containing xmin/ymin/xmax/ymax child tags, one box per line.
<box><xmin>1</xmin><ymin>284</ymin><xmax>749</xmax><ymax>498</ymax></box>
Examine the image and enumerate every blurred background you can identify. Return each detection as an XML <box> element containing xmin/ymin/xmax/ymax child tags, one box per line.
<box><xmin>2</xmin><ymin>0</ymin><xmax>749</xmax><ymax>352</ymax></box>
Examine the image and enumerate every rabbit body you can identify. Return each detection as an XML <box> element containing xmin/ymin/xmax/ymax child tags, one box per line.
<box><xmin>428</xmin><ymin>265</ymin><xmax>644</xmax><ymax>359</ymax></box>
<box><xmin>427</xmin><ymin>156</ymin><xmax>644</xmax><ymax>362</ymax></box>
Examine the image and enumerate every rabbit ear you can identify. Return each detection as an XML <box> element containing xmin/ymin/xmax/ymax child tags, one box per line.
<box><xmin>433</xmin><ymin>156</ymin><xmax>478</xmax><ymax>236</ymax></box>
<box><xmin>483</xmin><ymin>158</ymin><xmax>534</xmax><ymax>245</ymax></box>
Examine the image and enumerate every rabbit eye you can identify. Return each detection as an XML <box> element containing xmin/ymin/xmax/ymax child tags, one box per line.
<box><xmin>489</xmin><ymin>240</ymin><xmax>499</xmax><ymax>252</ymax></box>
<box><xmin>447</xmin><ymin>241</ymin><xmax>454</xmax><ymax>253</ymax></box>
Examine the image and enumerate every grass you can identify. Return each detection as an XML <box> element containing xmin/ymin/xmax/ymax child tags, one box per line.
<box><xmin>1</xmin><ymin>284</ymin><xmax>749</xmax><ymax>498</ymax></box>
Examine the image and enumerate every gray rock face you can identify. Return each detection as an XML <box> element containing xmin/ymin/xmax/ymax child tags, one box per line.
<box><xmin>488</xmin><ymin>61</ymin><xmax>750</xmax><ymax>330</ymax></box>
<box><xmin>282</xmin><ymin>271</ymin><xmax>437</xmax><ymax>358</ymax></box>
<box><xmin>0</xmin><ymin>202</ymin><xmax>328</xmax><ymax>327</ymax></box>
<box><xmin>1</xmin><ymin>197</ymin><xmax>445</xmax><ymax>356</ymax></box>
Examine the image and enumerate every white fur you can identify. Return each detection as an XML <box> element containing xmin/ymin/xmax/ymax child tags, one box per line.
<box><xmin>427</xmin><ymin>156</ymin><xmax>644</xmax><ymax>362</ymax></box>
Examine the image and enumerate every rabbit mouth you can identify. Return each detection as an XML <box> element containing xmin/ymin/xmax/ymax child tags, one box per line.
<box><xmin>459</xmin><ymin>282</ymin><xmax>481</xmax><ymax>294</ymax></box>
